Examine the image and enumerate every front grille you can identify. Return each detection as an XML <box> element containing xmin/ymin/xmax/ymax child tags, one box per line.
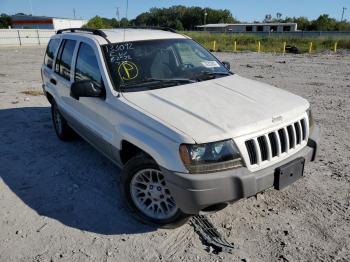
<box><xmin>245</xmin><ymin>118</ymin><xmax>308</xmax><ymax>165</ymax></box>
<box><xmin>245</xmin><ymin>140</ymin><xmax>257</xmax><ymax>165</ymax></box>
<box><xmin>257</xmin><ymin>136</ymin><xmax>268</xmax><ymax>161</ymax></box>
<box><xmin>268</xmin><ymin>132</ymin><xmax>278</xmax><ymax>157</ymax></box>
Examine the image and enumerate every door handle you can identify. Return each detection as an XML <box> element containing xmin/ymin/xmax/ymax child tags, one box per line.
<box><xmin>50</xmin><ymin>78</ymin><xmax>57</xmax><ymax>85</ymax></box>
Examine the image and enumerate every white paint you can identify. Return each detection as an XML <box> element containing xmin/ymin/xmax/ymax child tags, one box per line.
<box><xmin>201</xmin><ymin>61</ymin><xmax>220</xmax><ymax>68</ymax></box>
<box><xmin>42</xmin><ymin>29</ymin><xmax>310</xmax><ymax>173</ymax></box>
<box><xmin>52</xmin><ymin>18</ymin><xmax>87</xmax><ymax>30</ymax></box>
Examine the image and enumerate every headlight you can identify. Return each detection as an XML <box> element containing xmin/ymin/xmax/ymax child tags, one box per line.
<box><xmin>179</xmin><ymin>139</ymin><xmax>242</xmax><ymax>174</ymax></box>
<box><xmin>306</xmin><ymin>108</ymin><xmax>314</xmax><ymax>129</ymax></box>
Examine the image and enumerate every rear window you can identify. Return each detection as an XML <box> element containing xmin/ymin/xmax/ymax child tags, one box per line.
<box><xmin>54</xmin><ymin>39</ymin><xmax>76</xmax><ymax>80</ymax></box>
<box><xmin>44</xmin><ymin>39</ymin><xmax>60</xmax><ymax>69</ymax></box>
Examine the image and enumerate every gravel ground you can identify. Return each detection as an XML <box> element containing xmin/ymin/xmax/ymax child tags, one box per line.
<box><xmin>0</xmin><ymin>46</ymin><xmax>349</xmax><ymax>262</ymax></box>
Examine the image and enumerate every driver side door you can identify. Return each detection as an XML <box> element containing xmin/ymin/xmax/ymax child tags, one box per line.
<box><xmin>67</xmin><ymin>42</ymin><xmax>115</xmax><ymax>160</ymax></box>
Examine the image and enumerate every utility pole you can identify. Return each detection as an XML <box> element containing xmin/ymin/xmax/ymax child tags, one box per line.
<box><xmin>73</xmin><ymin>8</ymin><xmax>76</xmax><ymax>19</ymax></box>
<box><xmin>204</xmin><ymin>9</ymin><xmax>207</xmax><ymax>31</ymax></box>
<box><xmin>341</xmin><ymin>7</ymin><xmax>347</xmax><ymax>22</ymax></box>
<box><xmin>28</xmin><ymin>0</ymin><xmax>33</xmax><ymax>15</ymax></box>
<box><xmin>116</xmin><ymin>7</ymin><xmax>120</xmax><ymax>27</ymax></box>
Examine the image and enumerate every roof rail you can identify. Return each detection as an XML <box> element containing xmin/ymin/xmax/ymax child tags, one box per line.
<box><xmin>120</xmin><ymin>26</ymin><xmax>177</xmax><ymax>33</ymax></box>
<box><xmin>56</xmin><ymin>28</ymin><xmax>111</xmax><ymax>44</ymax></box>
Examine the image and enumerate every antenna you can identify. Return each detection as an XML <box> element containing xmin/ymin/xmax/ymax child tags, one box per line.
<box><xmin>123</xmin><ymin>0</ymin><xmax>129</xmax><ymax>41</ymax></box>
<box><xmin>73</xmin><ymin>8</ymin><xmax>76</xmax><ymax>19</ymax></box>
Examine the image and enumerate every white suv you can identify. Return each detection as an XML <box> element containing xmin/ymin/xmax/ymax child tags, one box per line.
<box><xmin>41</xmin><ymin>28</ymin><xmax>319</xmax><ymax>227</ymax></box>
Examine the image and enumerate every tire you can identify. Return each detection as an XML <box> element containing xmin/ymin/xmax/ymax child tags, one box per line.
<box><xmin>51</xmin><ymin>101</ymin><xmax>75</xmax><ymax>141</ymax></box>
<box><xmin>120</xmin><ymin>154</ymin><xmax>189</xmax><ymax>228</ymax></box>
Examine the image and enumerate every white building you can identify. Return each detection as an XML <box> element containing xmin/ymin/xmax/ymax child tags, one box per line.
<box><xmin>11</xmin><ymin>14</ymin><xmax>87</xmax><ymax>30</ymax></box>
<box><xmin>196</xmin><ymin>23</ymin><xmax>298</xmax><ymax>33</ymax></box>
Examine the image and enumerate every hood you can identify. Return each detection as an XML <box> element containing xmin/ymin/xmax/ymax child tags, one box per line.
<box><xmin>123</xmin><ymin>75</ymin><xmax>309</xmax><ymax>143</ymax></box>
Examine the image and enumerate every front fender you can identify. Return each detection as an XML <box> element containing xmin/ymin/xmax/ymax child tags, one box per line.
<box><xmin>117</xmin><ymin>123</ymin><xmax>188</xmax><ymax>173</ymax></box>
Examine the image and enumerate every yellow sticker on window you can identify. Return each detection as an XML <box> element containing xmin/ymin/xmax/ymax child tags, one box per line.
<box><xmin>118</xmin><ymin>61</ymin><xmax>139</xmax><ymax>81</ymax></box>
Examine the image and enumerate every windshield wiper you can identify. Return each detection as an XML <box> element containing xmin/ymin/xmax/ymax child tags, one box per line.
<box><xmin>196</xmin><ymin>71</ymin><xmax>231</xmax><ymax>81</ymax></box>
<box><xmin>142</xmin><ymin>78</ymin><xmax>196</xmax><ymax>84</ymax></box>
<box><xmin>201</xmin><ymin>71</ymin><xmax>231</xmax><ymax>76</ymax></box>
<box><xmin>121</xmin><ymin>78</ymin><xmax>196</xmax><ymax>90</ymax></box>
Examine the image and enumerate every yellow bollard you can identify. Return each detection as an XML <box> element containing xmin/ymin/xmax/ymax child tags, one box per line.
<box><xmin>258</xmin><ymin>41</ymin><xmax>261</xmax><ymax>53</ymax></box>
<box><xmin>283</xmin><ymin>42</ymin><xmax>286</xmax><ymax>54</ymax></box>
<box><xmin>213</xmin><ymin>41</ymin><xmax>216</xmax><ymax>51</ymax></box>
<box><xmin>234</xmin><ymin>41</ymin><xmax>237</xmax><ymax>52</ymax></box>
<box><xmin>309</xmin><ymin>42</ymin><xmax>313</xmax><ymax>53</ymax></box>
<box><xmin>334</xmin><ymin>42</ymin><xmax>338</xmax><ymax>53</ymax></box>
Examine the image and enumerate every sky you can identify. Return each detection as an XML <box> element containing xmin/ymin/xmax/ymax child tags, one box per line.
<box><xmin>1</xmin><ymin>0</ymin><xmax>349</xmax><ymax>22</ymax></box>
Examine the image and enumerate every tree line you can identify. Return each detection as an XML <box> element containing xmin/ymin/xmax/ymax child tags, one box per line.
<box><xmin>1</xmin><ymin>6</ymin><xmax>350</xmax><ymax>31</ymax></box>
<box><xmin>84</xmin><ymin>6</ymin><xmax>237</xmax><ymax>30</ymax></box>
<box><xmin>85</xmin><ymin>6</ymin><xmax>350</xmax><ymax>31</ymax></box>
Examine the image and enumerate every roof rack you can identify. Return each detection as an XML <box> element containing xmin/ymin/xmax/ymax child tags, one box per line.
<box><xmin>56</xmin><ymin>28</ymin><xmax>112</xmax><ymax>44</ymax></box>
<box><xmin>120</xmin><ymin>26</ymin><xmax>176</xmax><ymax>33</ymax></box>
<box><xmin>55</xmin><ymin>26</ymin><xmax>177</xmax><ymax>44</ymax></box>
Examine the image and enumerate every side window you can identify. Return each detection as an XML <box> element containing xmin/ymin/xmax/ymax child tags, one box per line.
<box><xmin>75</xmin><ymin>43</ymin><xmax>102</xmax><ymax>88</ymax></box>
<box><xmin>54</xmin><ymin>39</ymin><xmax>76</xmax><ymax>81</ymax></box>
<box><xmin>44</xmin><ymin>39</ymin><xmax>59</xmax><ymax>69</ymax></box>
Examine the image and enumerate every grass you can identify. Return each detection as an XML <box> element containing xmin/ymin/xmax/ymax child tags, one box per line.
<box><xmin>183</xmin><ymin>32</ymin><xmax>350</xmax><ymax>53</ymax></box>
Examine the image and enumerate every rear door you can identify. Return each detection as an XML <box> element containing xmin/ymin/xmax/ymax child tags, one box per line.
<box><xmin>52</xmin><ymin>38</ymin><xmax>78</xmax><ymax>118</ymax></box>
<box><xmin>42</xmin><ymin>38</ymin><xmax>61</xmax><ymax>94</ymax></box>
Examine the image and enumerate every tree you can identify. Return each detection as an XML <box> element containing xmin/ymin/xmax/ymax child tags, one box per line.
<box><xmin>132</xmin><ymin>5</ymin><xmax>237</xmax><ymax>30</ymax></box>
<box><xmin>120</xmin><ymin>18</ymin><xmax>130</xmax><ymax>27</ymax></box>
<box><xmin>293</xmin><ymin>17</ymin><xmax>311</xmax><ymax>30</ymax></box>
<box><xmin>83</xmin><ymin>16</ymin><xmax>105</xmax><ymax>29</ymax></box>
<box><xmin>264</xmin><ymin>14</ymin><xmax>272</xmax><ymax>22</ymax></box>
<box><xmin>282</xmin><ymin>16</ymin><xmax>311</xmax><ymax>30</ymax></box>
<box><xmin>0</xmin><ymin>13</ymin><xmax>11</xmax><ymax>29</ymax></box>
<box><xmin>310</xmin><ymin>14</ymin><xmax>337</xmax><ymax>31</ymax></box>
<box><xmin>335</xmin><ymin>21</ymin><xmax>350</xmax><ymax>31</ymax></box>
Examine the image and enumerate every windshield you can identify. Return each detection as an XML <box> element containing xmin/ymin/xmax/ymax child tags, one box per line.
<box><xmin>103</xmin><ymin>39</ymin><xmax>231</xmax><ymax>92</ymax></box>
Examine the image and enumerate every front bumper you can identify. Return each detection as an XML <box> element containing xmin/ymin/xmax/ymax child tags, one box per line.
<box><xmin>162</xmin><ymin>125</ymin><xmax>320</xmax><ymax>214</ymax></box>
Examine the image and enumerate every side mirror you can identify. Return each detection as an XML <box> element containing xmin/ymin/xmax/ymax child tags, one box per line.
<box><xmin>222</xmin><ymin>61</ymin><xmax>231</xmax><ymax>70</ymax></box>
<box><xmin>70</xmin><ymin>80</ymin><xmax>103</xmax><ymax>100</ymax></box>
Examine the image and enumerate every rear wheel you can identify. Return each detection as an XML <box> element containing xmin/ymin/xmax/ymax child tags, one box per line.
<box><xmin>51</xmin><ymin>101</ymin><xmax>75</xmax><ymax>140</ymax></box>
<box><xmin>120</xmin><ymin>154</ymin><xmax>189</xmax><ymax>228</ymax></box>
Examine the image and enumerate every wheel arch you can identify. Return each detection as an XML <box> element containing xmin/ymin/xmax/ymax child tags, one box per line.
<box><xmin>120</xmin><ymin>140</ymin><xmax>153</xmax><ymax>165</ymax></box>
<box><xmin>116</xmin><ymin>124</ymin><xmax>187</xmax><ymax>173</ymax></box>
<box><xmin>45</xmin><ymin>91</ymin><xmax>54</xmax><ymax>104</ymax></box>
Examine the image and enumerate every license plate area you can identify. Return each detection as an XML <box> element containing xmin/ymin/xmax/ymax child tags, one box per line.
<box><xmin>274</xmin><ymin>157</ymin><xmax>305</xmax><ymax>190</ymax></box>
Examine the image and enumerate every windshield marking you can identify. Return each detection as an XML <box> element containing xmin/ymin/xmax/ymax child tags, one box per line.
<box><xmin>109</xmin><ymin>42</ymin><xmax>134</xmax><ymax>63</ymax></box>
<box><xmin>118</xmin><ymin>61</ymin><xmax>139</xmax><ymax>81</ymax></box>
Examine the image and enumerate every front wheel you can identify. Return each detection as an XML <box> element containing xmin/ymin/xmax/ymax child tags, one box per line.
<box><xmin>120</xmin><ymin>154</ymin><xmax>189</xmax><ymax>228</ymax></box>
